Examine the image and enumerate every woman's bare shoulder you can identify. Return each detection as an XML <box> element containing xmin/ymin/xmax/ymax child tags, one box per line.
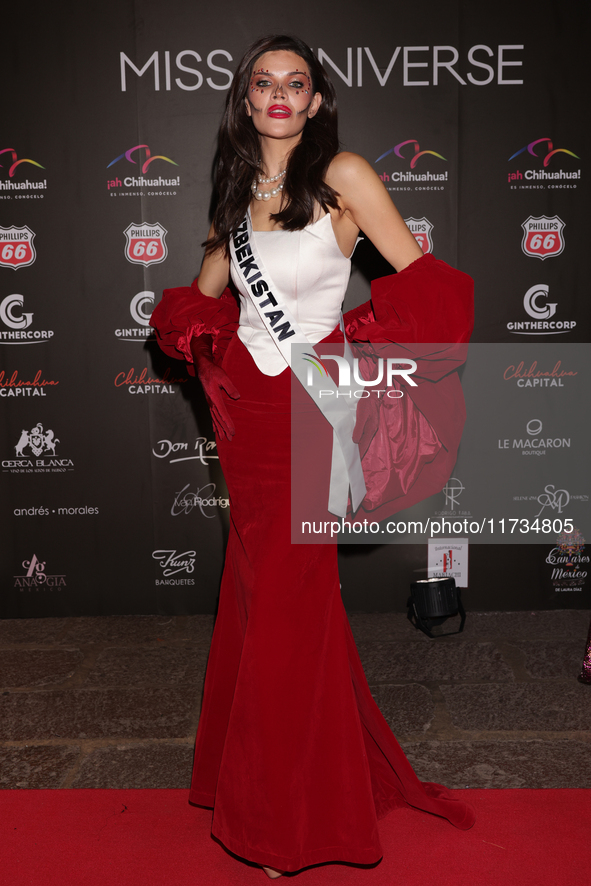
<box><xmin>326</xmin><ymin>151</ymin><xmax>375</xmax><ymax>188</ymax></box>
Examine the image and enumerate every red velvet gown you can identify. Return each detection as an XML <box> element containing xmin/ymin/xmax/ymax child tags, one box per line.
<box><xmin>150</xmin><ymin>249</ymin><xmax>475</xmax><ymax>872</ymax></box>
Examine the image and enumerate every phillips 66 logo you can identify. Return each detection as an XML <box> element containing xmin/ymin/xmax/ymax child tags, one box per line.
<box><xmin>0</xmin><ymin>226</ymin><xmax>36</xmax><ymax>270</ymax></box>
<box><xmin>404</xmin><ymin>217</ymin><xmax>433</xmax><ymax>254</ymax></box>
<box><xmin>521</xmin><ymin>216</ymin><xmax>565</xmax><ymax>260</ymax></box>
<box><xmin>124</xmin><ymin>222</ymin><xmax>168</xmax><ymax>266</ymax></box>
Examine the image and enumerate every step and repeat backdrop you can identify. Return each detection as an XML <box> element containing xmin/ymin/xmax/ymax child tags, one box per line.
<box><xmin>1</xmin><ymin>0</ymin><xmax>589</xmax><ymax>616</ymax></box>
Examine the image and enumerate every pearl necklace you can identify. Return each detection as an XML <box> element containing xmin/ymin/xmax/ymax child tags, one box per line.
<box><xmin>251</xmin><ymin>167</ymin><xmax>286</xmax><ymax>201</ymax></box>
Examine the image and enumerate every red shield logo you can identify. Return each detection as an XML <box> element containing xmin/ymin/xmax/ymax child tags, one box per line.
<box><xmin>124</xmin><ymin>222</ymin><xmax>168</xmax><ymax>266</ymax></box>
<box><xmin>0</xmin><ymin>226</ymin><xmax>36</xmax><ymax>270</ymax></box>
<box><xmin>521</xmin><ymin>216</ymin><xmax>565</xmax><ymax>260</ymax></box>
<box><xmin>404</xmin><ymin>217</ymin><xmax>433</xmax><ymax>254</ymax></box>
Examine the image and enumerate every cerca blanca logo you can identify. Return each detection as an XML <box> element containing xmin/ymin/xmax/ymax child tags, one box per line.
<box><xmin>115</xmin><ymin>291</ymin><xmax>156</xmax><ymax>340</ymax></box>
<box><xmin>3</xmin><ymin>423</ymin><xmax>74</xmax><ymax>474</ymax></box>
<box><xmin>507</xmin><ymin>284</ymin><xmax>575</xmax><ymax>335</ymax></box>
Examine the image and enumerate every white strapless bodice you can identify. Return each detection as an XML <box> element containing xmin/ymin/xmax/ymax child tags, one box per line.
<box><xmin>230</xmin><ymin>213</ymin><xmax>356</xmax><ymax>376</ymax></box>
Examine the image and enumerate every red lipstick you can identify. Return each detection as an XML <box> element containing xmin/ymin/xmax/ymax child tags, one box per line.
<box><xmin>268</xmin><ymin>105</ymin><xmax>292</xmax><ymax>118</ymax></box>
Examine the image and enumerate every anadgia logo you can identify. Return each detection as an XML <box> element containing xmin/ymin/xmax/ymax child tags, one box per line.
<box><xmin>124</xmin><ymin>223</ymin><xmax>168</xmax><ymax>266</ymax></box>
<box><xmin>0</xmin><ymin>149</ymin><xmax>47</xmax><ymax>198</ymax></box>
<box><xmin>521</xmin><ymin>216</ymin><xmax>565</xmax><ymax>260</ymax></box>
<box><xmin>115</xmin><ymin>291</ymin><xmax>156</xmax><ymax>340</ymax></box>
<box><xmin>506</xmin><ymin>284</ymin><xmax>576</xmax><ymax>335</ymax></box>
<box><xmin>375</xmin><ymin>140</ymin><xmax>448</xmax><ymax>191</ymax></box>
<box><xmin>404</xmin><ymin>217</ymin><xmax>433</xmax><ymax>253</ymax></box>
<box><xmin>0</xmin><ymin>294</ymin><xmax>54</xmax><ymax>343</ymax></box>
<box><xmin>507</xmin><ymin>138</ymin><xmax>581</xmax><ymax>189</ymax></box>
<box><xmin>107</xmin><ymin>145</ymin><xmax>180</xmax><ymax>196</ymax></box>
<box><xmin>0</xmin><ymin>226</ymin><xmax>36</xmax><ymax>269</ymax></box>
<box><xmin>13</xmin><ymin>554</ymin><xmax>66</xmax><ymax>591</ymax></box>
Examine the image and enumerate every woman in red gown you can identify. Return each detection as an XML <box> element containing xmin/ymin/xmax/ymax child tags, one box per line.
<box><xmin>151</xmin><ymin>34</ymin><xmax>475</xmax><ymax>878</ymax></box>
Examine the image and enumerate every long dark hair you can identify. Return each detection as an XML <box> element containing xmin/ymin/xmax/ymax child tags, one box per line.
<box><xmin>205</xmin><ymin>34</ymin><xmax>340</xmax><ymax>255</ymax></box>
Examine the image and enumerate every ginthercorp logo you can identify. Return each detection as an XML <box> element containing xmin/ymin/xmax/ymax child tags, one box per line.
<box><xmin>13</xmin><ymin>554</ymin><xmax>66</xmax><ymax>591</ymax></box>
<box><xmin>303</xmin><ymin>352</ymin><xmax>417</xmax><ymax>398</ymax></box>
<box><xmin>0</xmin><ymin>148</ymin><xmax>47</xmax><ymax>198</ymax></box>
<box><xmin>507</xmin><ymin>284</ymin><xmax>576</xmax><ymax>335</ymax></box>
<box><xmin>0</xmin><ymin>294</ymin><xmax>54</xmax><ymax>344</ymax></box>
<box><xmin>115</xmin><ymin>291</ymin><xmax>156</xmax><ymax>340</ymax></box>
<box><xmin>497</xmin><ymin>419</ymin><xmax>571</xmax><ymax>456</ymax></box>
<box><xmin>0</xmin><ymin>226</ymin><xmax>36</xmax><ymax>269</ymax></box>
<box><xmin>404</xmin><ymin>217</ymin><xmax>433</xmax><ymax>253</ymax></box>
<box><xmin>507</xmin><ymin>138</ymin><xmax>581</xmax><ymax>189</ymax></box>
<box><xmin>3</xmin><ymin>423</ymin><xmax>74</xmax><ymax>474</ymax></box>
<box><xmin>375</xmin><ymin>140</ymin><xmax>448</xmax><ymax>192</ymax></box>
<box><xmin>152</xmin><ymin>549</ymin><xmax>196</xmax><ymax>586</ymax></box>
<box><xmin>107</xmin><ymin>144</ymin><xmax>180</xmax><ymax>197</ymax></box>
<box><xmin>124</xmin><ymin>223</ymin><xmax>168</xmax><ymax>266</ymax></box>
<box><xmin>521</xmin><ymin>216</ymin><xmax>565</xmax><ymax>260</ymax></box>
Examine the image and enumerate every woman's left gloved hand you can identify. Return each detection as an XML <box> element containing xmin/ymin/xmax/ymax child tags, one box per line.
<box><xmin>190</xmin><ymin>334</ymin><xmax>240</xmax><ymax>440</ymax></box>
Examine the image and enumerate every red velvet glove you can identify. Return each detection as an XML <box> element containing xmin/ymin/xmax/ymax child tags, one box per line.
<box><xmin>190</xmin><ymin>333</ymin><xmax>240</xmax><ymax>440</ymax></box>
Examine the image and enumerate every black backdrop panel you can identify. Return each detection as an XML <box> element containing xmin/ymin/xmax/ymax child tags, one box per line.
<box><xmin>1</xmin><ymin>0</ymin><xmax>588</xmax><ymax>615</ymax></box>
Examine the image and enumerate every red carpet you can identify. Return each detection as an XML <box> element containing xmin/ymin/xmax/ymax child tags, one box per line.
<box><xmin>2</xmin><ymin>789</ymin><xmax>587</xmax><ymax>885</ymax></box>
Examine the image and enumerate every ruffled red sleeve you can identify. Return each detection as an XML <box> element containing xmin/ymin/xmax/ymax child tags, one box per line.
<box><xmin>340</xmin><ymin>254</ymin><xmax>474</xmax><ymax>522</ymax></box>
<box><xmin>149</xmin><ymin>279</ymin><xmax>239</xmax><ymax>375</ymax></box>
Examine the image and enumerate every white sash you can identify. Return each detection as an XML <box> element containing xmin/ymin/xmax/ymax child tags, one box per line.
<box><xmin>230</xmin><ymin>213</ymin><xmax>366</xmax><ymax>517</ymax></box>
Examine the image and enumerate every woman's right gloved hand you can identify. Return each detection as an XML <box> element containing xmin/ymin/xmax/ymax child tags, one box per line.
<box><xmin>190</xmin><ymin>334</ymin><xmax>240</xmax><ymax>440</ymax></box>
